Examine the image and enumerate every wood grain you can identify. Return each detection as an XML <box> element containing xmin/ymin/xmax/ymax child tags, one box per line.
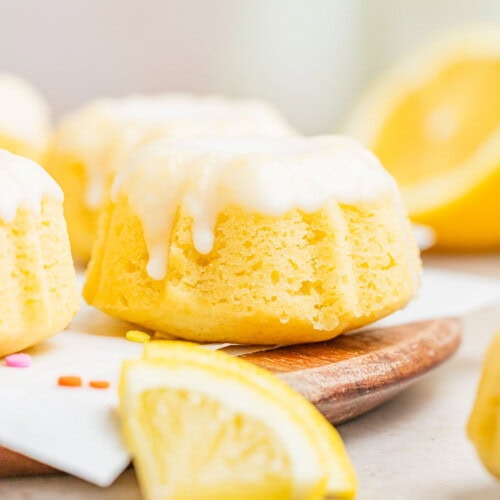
<box><xmin>0</xmin><ymin>318</ymin><xmax>461</xmax><ymax>478</ymax></box>
<box><xmin>0</xmin><ymin>448</ymin><xmax>58</xmax><ymax>478</ymax></box>
<box><xmin>244</xmin><ymin>318</ymin><xmax>461</xmax><ymax>424</ymax></box>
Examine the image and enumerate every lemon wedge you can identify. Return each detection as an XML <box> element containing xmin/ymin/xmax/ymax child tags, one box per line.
<box><xmin>119</xmin><ymin>341</ymin><xmax>356</xmax><ymax>500</ymax></box>
<box><xmin>346</xmin><ymin>27</ymin><xmax>500</xmax><ymax>250</ymax></box>
<box><xmin>467</xmin><ymin>331</ymin><xmax>500</xmax><ymax>478</ymax></box>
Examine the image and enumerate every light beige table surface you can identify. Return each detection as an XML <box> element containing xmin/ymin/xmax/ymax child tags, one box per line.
<box><xmin>1</xmin><ymin>253</ymin><xmax>499</xmax><ymax>500</ymax></box>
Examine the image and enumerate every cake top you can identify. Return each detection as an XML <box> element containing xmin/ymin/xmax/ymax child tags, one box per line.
<box><xmin>97</xmin><ymin>94</ymin><xmax>293</xmax><ymax>130</ymax></box>
<box><xmin>54</xmin><ymin>94</ymin><xmax>294</xmax><ymax>209</ymax></box>
<box><xmin>0</xmin><ymin>149</ymin><xmax>63</xmax><ymax>223</ymax></box>
<box><xmin>56</xmin><ymin>94</ymin><xmax>294</xmax><ymax>134</ymax></box>
<box><xmin>0</xmin><ymin>73</ymin><xmax>51</xmax><ymax>149</ymax></box>
<box><xmin>112</xmin><ymin>135</ymin><xmax>399</xmax><ymax>279</ymax></box>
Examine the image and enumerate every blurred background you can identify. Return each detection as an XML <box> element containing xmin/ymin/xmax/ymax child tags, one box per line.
<box><xmin>1</xmin><ymin>0</ymin><xmax>499</xmax><ymax>133</ymax></box>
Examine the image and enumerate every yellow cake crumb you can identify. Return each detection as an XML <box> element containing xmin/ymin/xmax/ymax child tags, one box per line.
<box><xmin>84</xmin><ymin>198</ymin><xmax>420</xmax><ymax>345</ymax></box>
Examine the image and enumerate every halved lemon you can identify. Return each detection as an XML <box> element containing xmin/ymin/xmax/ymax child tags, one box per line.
<box><xmin>346</xmin><ymin>27</ymin><xmax>500</xmax><ymax>250</ymax></box>
<box><xmin>467</xmin><ymin>330</ymin><xmax>500</xmax><ymax>478</ymax></box>
<box><xmin>120</xmin><ymin>341</ymin><xmax>356</xmax><ymax>500</ymax></box>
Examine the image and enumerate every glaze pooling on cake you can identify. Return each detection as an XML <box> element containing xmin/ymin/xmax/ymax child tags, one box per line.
<box><xmin>112</xmin><ymin>136</ymin><xmax>399</xmax><ymax>280</ymax></box>
<box><xmin>53</xmin><ymin>94</ymin><xmax>294</xmax><ymax>211</ymax></box>
<box><xmin>0</xmin><ymin>150</ymin><xmax>63</xmax><ymax>223</ymax></box>
<box><xmin>49</xmin><ymin>94</ymin><xmax>295</xmax><ymax>263</ymax></box>
<box><xmin>0</xmin><ymin>73</ymin><xmax>51</xmax><ymax>153</ymax></box>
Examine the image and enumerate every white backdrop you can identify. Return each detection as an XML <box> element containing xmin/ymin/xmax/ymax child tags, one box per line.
<box><xmin>0</xmin><ymin>0</ymin><xmax>499</xmax><ymax>133</ymax></box>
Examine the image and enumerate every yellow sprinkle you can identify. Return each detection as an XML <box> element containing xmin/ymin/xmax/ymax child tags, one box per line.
<box><xmin>126</xmin><ymin>330</ymin><xmax>151</xmax><ymax>343</ymax></box>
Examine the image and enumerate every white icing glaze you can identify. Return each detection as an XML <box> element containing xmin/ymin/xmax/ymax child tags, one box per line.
<box><xmin>0</xmin><ymin>74</ymin><xmax>51</xmax><ymax>150</ymax></box>
<box><xmin>112</xmin><ymin>135</ymin><xmax>400</xmax><ymax>280</ymax></box>
<box><xmin>54</xmin><ymin>94</ymin><xmax>294</xmax><ymax>210</ymax></box>
<box><xmin>0</xmin><ymin>149</ymin><xmax>63</xmax><ymax>223</ymax></box>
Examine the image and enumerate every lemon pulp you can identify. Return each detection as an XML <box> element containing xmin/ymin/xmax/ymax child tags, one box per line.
<box><xmin>135</xmin><ymin>388</ymin><xmax>291</xmax><ymax>500</ymax></box>
<box><xmin>373</xmin><ymin>59</ymin><xmax>500</xmax><ymax>186</ymax></box>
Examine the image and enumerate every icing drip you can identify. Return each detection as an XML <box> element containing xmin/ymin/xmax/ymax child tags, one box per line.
<box><xmin>0</xmin><ymin>73</ymin><xmax>50</xmax><ymax>149</ymax></box>
<box><xmin>0</xmin><ymin>150</ymin><xmax>63</xmax><ymax>223</ymax></box>
<box><xmin>54</xmin><ymin>94</ymin><xmax>294</xmax><ymax>211</ymax></box>
<box><xmin>112</xmin><ymin>135</ymin><xmax>399</xmax><ymax>280</ymax></box>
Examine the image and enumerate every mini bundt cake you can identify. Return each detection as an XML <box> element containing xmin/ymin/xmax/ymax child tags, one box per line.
<box><xmin>0</xmin><ymin>150</ymin><xmax>79</xmax><ymax>357</ymax></box>
<box><xmin>0</xmin><ymin>73</ymin><xmax>51</xmax><ymax>163</ymax></box>
<box><xmin>47</xmin><ymin>94</ymin><xmax>294</xmax><ymax>263</ymax></box>
<box><xmin>83</xmin><ymin>136</ymin><xmax>421</xmax><ymax>345</ymax></box>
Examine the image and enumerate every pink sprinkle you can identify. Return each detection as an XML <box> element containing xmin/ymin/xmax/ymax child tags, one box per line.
<box><xmin>5</xmin><ymin>353</ymin><xmax>32</xmax><ymax>368</ymax></box>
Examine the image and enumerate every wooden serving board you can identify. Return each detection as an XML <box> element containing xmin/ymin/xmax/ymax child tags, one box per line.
<box><xmin>0</xmin><ymin>318</ymin><xmax>461</xmax><ymax>478</ymax></box>
<box><xmin>244</xmin><ymin>317</ymin><xmax>461</xmax><ymax>424</ymax></box>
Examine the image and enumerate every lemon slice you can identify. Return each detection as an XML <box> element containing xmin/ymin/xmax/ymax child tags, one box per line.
<box><xmin>467</xmin><ymin>331</ymin><xmax>500</xmax><ymax>478</ymax></box>
<box><xmin>346</xmin><ymin>27</ymin><xmax>500</xmax><ymax>250</ymax></box>
<box><xmin>120</xmin><ymin>341</ymin><xmax>356</xmax><ymax>500</ymax></box>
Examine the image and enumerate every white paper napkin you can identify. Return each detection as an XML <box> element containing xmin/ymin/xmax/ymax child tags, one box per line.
<box><xmin>0</xmin><ymin>267</ymin><xmax>499</xmax><ymax>486</ymax></box>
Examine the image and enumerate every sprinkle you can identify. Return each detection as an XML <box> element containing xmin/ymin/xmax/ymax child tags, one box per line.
<box><xmin>4</xmin><ymin>353</ymin><xmax>31</xmax><ymax>368</ymax></box>
<box><xmin>126</xmin><ymin>330</ymin><xmax>151</xmax><ymax>343</ymax></box>
<box><xmin>58</xmin><ymin>376</ymin><xmax>82</xmax><ymax>388</ymax></box>
<box><xmin>89</xmin><ymin>380</ymin><xmax>110</xmax><ymax>390</ymax></box>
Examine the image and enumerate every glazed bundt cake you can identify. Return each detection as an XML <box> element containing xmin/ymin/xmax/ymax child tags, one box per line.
<box><xmin>0</xmin><ymin>73</ymin><xmax>51</xmax><ymax>164</ymax></box>
<box><xmin>83</xmin><ymin>135</ymin><xmax>421</xmax><ymax>345</ymax></box>
<box><xmin>47</xmin><ymin>94</ymin><xmax>294</xmax><ymax>262</ymax></box>
<box><xmin>0</xmin><ymin>150</ymin><xmax>79</xmax><ymax>357</ymax></box>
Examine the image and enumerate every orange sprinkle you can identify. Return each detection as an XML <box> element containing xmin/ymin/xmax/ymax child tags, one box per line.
<box><xmin>89</xmin><ymin>380</ymin><xmax>110</xmax><ymax>390</ymax></box>
<box><xmin>58</xmin><ymin>376</ymin><xmax>82</xmax><ymax>388</ymax></box>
